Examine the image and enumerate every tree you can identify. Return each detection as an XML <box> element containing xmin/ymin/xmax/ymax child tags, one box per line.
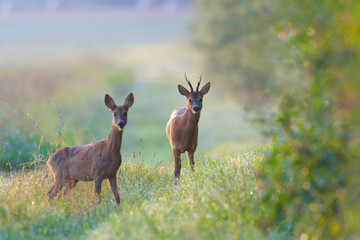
<box><xmin>258</xmin><ymin>0</ymin><xmax>360</xmax><ymax>238</ymax></box>
<box><xmin>193</xmin><ymin>0</ymin><xmax>291</xmax><ymax>105</ymax></box>
<box><xmin>194</xmin><ymin>0</ymin><xmax>360</xmax><ymax>238</ymax></box>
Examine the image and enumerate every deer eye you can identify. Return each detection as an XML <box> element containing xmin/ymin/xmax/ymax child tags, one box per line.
<box><xmin>199</xmin><ymin>98</ymin><xmax>203</xmax><ymax>103</ymax></box>
<box><xmin>124</xmin><ymin>112</ymin><xmax>127</xmax><ymax>117</ymax></box>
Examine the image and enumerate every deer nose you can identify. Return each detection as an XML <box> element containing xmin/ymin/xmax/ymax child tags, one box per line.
<box><xmin>118</xmin><ymin>121</ymin><xmax>125</xmax><ymax>129</ymax></box>
<box><xmin>193</xmin><ymin>106</ymin><xmax>200</xmax><ymax>113</ymax></box>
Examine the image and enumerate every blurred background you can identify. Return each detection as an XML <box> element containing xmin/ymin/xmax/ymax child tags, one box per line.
<box><xmin>1</xmin><ymin>1</ymin><xmax>359</xmax><ymax>237</ymax></box>
<box><xmin>0</xmin><ymin>0</ymin><xmax>262</xmax><ymax>170</ymax></box>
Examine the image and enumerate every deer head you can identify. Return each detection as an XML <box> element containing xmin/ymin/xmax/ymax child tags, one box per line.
<box><xmin>105</xmin><ymin>93</ymin><xmax>134</xmax><ymax>131</ymax></box>
<box><xmin>178</xmin><ymin>73</ymin><xmax>211</xmax><ymax>114</ymax></box>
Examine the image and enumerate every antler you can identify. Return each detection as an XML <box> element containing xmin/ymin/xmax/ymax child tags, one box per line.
<box><xmin>184</xmin><ymin>72</ymin><xmax>194</xmax><ymax>92</ymax></box>
<box><xmin>196</xmin><ymin>73</ymin><xmax>202</xmax><ymax>92</ymax></box>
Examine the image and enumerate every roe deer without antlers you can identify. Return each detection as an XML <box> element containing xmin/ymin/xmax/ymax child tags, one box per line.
<box><xmin>166</xmin><ymin>73</ymin><xmax>210</xmax><ymax>180</ymax></box>
<box><xmin>47</xmin><ymin>93</ymin><xmax>134</xmax><ymax>205</ymax></box>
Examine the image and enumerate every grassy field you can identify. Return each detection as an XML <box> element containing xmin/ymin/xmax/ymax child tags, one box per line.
<box><xmin>0</xmin><ymin>53</ymin><xmax>264</xmax><ymax>238</ymax></box>
<box><xmin>0</xmin><ymin>41</ymin><xmax>261</xmax><ymax>167</ymax></box>
<box><xmin>0</xmin><ymin>146</ymin><xmax>267</xmax><ymax>240</ymax></box>
<box><xmin>0</xmin><ymin>9</ymin><xmax>265</xmax><ymax>239</ymax></box>
<box><xmin>1</xmin><ymin>5</ymin><xmax>358</xmax><ymax>240</ymax></box>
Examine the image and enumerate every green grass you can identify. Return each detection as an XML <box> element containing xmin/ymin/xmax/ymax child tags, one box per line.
<box><xmin>0</xmin><ymin>11</ymin><xmax>267</xmax><ymax>239</ymax></box>
<box><xmin>0</xmin><ymin>146</ymin><xmax>266</xmax><ymax>240</ymax></box>
<box><xmin>0</xmin><ymin>44</ymin><xmax>261</xmax><ymax>168</ymax></box>
<box><xmin>0</xmin><ymin>11</ymin><xmax>261</xmax><ymax>168</ymax></box>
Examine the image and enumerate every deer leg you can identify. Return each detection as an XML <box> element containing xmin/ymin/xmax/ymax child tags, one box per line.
<box><xmin>48</xmin><ymin>182</ymin><xmax>61</xmax><ymax>200</ymax></box>
<box><xmin>68</xmin><ymin>179</ymin><xmax>78</xmax><ymax>190</ymax></box>
<box><xmin>94</xmin><ymin>176</ymin><xmax>104</xmax><ymax>204</ymax></box>
<box><xmin>49</xmin><ymin>178</ymin><xmax>78</xmax><ymax>202</ymax></box>
<box><xmin>173</xmin><ymin>148</ymin><xmax>181</xmax><ymax>180</ymax></box>
<box><xmin>48</xmin><ymin>184</ymin><xmax>56</xmax><ymax>199</ymax></box>
<box><xmin>58</xmin><ymin>178</ymin><xmax>77</xmax><ymax>197</ymax></box>
<box><xmin>53</xmin><ymin>184</ymin><xmax>67</xmax><ymax>201</ymax></box>
<box><xmin>58</xmin><ymin>181</ymin><xmax>71</xmax><ymax>197</ymax></box>
<box><xmin>52</xmin><ymin>184</ymin><xmax>65</xmax><ymax>202</ymax></box>
<box><xmin>108</xmin><ymin>176</ymin><xmax>120</xmax><ymax>205</ymax></box>
<box><xmin>186</xmin><ymin>151</ymin><xmax>195</xmax><ymax>171</ymax></box>
<box><xmin>48</xmin><ymin>174</ymin><xmax>67</xmax><ymax>201</ymax></box>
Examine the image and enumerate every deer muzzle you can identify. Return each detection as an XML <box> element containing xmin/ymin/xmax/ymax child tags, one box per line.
<box><xmin>193</xmin><ymin>106</ymin><xmax>200</xmax><ymax>113</ymax></box>
<box><xmin>118</xmin><ymin>121</ymin><xmax>125</xmax><ymax>129</ymax></box>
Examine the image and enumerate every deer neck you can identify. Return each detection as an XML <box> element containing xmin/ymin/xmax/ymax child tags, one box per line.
<box><xmin>105</xmin><ymin>125</ymin><xmax>123</xmax><ymax>156</ymax></box>
<box><xmin>183</xmin><ymin>105</ymin><xmax>200</xmax><ymax>127</ymax></box>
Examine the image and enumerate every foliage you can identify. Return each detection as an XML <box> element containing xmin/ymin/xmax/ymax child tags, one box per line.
<box><xmin>258</xmin><ymin>0</ymin><xmax>360</xmax><ymax>239</ymax></box>
<box><xmin>0</xmin><ymin>114</ymin><xmax>51</xmax><ymax>171</ymax></box>
<box><xmin>0</xmin><ymin>148</ymin><xmax>265</xmax><ymax>239</ymax></box>
<box><xmin>195</xmin><ymin>0</ymin><xmax>359</xmax><ymax>238</ymax></box>
<box><xmin>192</xmin><ymin>0</ymin><xmax>290</xmax><ymax>105</ymax></box>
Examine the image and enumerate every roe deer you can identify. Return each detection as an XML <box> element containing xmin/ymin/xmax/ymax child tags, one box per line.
<box><xmin>166</xmin><ymin>73</ymin><xmax>210</xmax><ymax>180</ymax></box>
<box><xmin>47</xmin><ymin>93</ymin><xmax>134</xmax><ymax>205</ymax></box>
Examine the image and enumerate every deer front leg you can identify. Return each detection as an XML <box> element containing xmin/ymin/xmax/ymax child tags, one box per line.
<box><xmin>186</xmin><ymin>151</ymin><xmax>195</xmax><ymax>171</ymax></box>
<box><xmin>108</xmin><ymin>176</ymin><xmax>121</xmax><ymax>205</ymax></box>
<box><xmin>173</xmin><ymin>148</ymin><xmax>181</xmax><ymax>180</ymax></box>
<box><xmin>94</xmin><ymin>176</ymin><xmax>104</xmax><ymax>204</ymax></box>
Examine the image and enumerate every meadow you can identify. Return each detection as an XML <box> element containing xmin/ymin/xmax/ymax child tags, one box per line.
<box><xmin>3</xmin><ymin>3</ymin><xmax>357</xmax><ymax>239</ymax></box>
<box><xmin>0</xmin><ymin>9</ymin><xmax>264</xmax><ymax>239</ymax></box>
<box><xmin>0</xmin><ymin>44</ymin><xmax>261</xmax><ymax>167</ymax></box>
<box><xmin>0</xmin><ymin>146</ymin><xmax>266</xmax><ymax>239</ymax></box>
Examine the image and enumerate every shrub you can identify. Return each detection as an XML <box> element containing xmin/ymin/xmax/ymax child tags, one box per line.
<box><xmin>258</xmin><ymin>1</ymin><xmax>360</xmax><ymax>239</ymax></box>
<box><xmin>0</xmin><ymin>115</ymin><xmax>51</xmax><ymax>171</ymax></box>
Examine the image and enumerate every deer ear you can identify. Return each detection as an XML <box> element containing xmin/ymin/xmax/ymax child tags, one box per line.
<box><xmin>178</xmin><ymin>85</ymin><xmax>190</xmax><ymax>97</ymax></box>
<box><xmin>200</xmin><ymin>82</ymin><xmax>211</xmax><ymax>96</ymax></box>
<box><xmin>123</xmin><ymin>92</ymin><xmax>134</xmax><ymax>109</ymax></box>
<box><xmin>105</xmin><ymin>94</ymin><xmax>116</xmax><ymax>110</ymax></box>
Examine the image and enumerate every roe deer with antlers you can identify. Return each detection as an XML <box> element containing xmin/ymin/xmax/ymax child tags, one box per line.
<box><xmin>166</xmin><ymin>73</ymin><xmax>210</xmax><ymax>180</ymax></box>
<box><xmin>47</xmin><ymin>93</ymin><xmax>134</xmax><ymax>205</ymax></box>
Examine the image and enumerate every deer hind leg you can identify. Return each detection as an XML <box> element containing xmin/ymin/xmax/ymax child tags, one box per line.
<box><xmin>173</xmin><ymin>148</ymin><xmax>182</xmax><ymax>180</ymax></box>
<box><xmin>50</xmin><ymin>182</ymin><xmax>66</xmax><ymax>202</ymax></box>
<box><xmin>55</xmin><ymin>178</ymin><xmax>78</xmax><ymax>199</ymax></box>
<box><xmin>94</xmin><ymin>176</ymin><xmax>104</xmax><ymax>204</ymax></box>
<box><xmin>48</xmin><ymin>182</ymin><xmax>61</xmax><ymax>200</ymax></box>
<box><xmin>186</xmin><ymin>151</ymin><xmax>195</xmax><ymax>171</ymax></box>
<box><xmin>108</xmin><ymin>176</ymin><xmax>120</xmax><ymax>205</ymax></box>
<box><xmin>48</xmin><ymin>172</ymin><xmax>67</xmax><ymax>201</ymax></box>
<box><xmin>48</xmin><ymin>178</ymin><xmax>78</xmax><ymax>203</ymax></box>
<box><xmin>67</xmin><ymin>179</ymin><xmax>78</xmax><ymax>193</ymax></box>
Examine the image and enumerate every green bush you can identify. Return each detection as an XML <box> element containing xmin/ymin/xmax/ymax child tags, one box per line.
<box><xmin>192</xmin><ymin>0</ymin><xmax>288</xmax><ymax>105</ymax></box>
<box><xmin>258</xmin><ymin>1</ymin><xmax>360</xmax><ymax>239</ymax></box>
<box><xmin>260</xmin><ymin>79</ymin><xmax>351</xmax><ymax>238</ymax></box>
<box><xmin>0</xmin><ymin>115</ymin><xmax>51</xmax><ymax>171</ymax></box>
<box><xmin>194</xmin><ymin>0</ymin><xmax>359</xmax><ymax>237</ymax></box>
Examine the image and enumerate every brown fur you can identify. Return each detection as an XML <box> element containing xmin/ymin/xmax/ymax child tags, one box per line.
<box><xmin>166</xmin><ymin>74</ymin><xmax>210</xmax><ymax>179</ymax></box>
<box><xmin>47</xmin><ymin>93</ymin><xmax>134</xmax><ymax>205</ymax></box>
